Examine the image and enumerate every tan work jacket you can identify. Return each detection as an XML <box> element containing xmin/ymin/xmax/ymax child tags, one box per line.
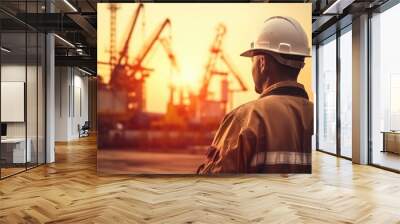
<box><xmin>197</xmin><ymin>81</ymin><xmax>314</xmax><ymax>174</ymax></box>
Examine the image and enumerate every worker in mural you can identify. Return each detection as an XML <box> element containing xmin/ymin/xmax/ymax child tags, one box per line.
<box><xmin>197</xmin><ymin>16</ymin><xmax>313</xmax><ymax>174</ymax></box>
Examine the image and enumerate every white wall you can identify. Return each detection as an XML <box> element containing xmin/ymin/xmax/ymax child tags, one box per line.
<box><xmin>1</xmin><ymin>63</ymin><xmax>46</xmax><ymax>164</ymax></box>
<box><xmin>1</xmin><ymin>65</ymin><xmax>26</xmax><ymax>140</ymax></box>
<box><xmin>72</xmin><ymin>73</ymin><xmax>89</xmax><ymax>138</ymax></box>
<box><xmin>55</xmin><ymin>67</ymin><xmax>89</xmax><ymax>141</ymax></box>
<box><xmin>1</xmin><ymin>65</ymin><xmax>35</xmax><ymax>138</ymax></box>
<box><xmin>55</xmin><ymin>66</ymin><xmax>69</xmax><ymax>141</ymax></box>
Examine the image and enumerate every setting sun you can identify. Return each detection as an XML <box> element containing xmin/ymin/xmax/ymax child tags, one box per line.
<box><xmin>98</xmin><ymin>3</ymin><xmax>312</xmax><ymax>113</ymax></box>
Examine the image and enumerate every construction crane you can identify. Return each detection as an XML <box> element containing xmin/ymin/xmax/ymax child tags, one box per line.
<box><xmin>108</xmin><ymin>3</ymin><xmax>144</xmax><ymax>91</ymax></box>
<box><xmin>150</xmin><ymin>37</ymin><xmax>186</xmax><ymax>129</ymax></box>
<box><xmin>196</xmin><ymin>23</ymin><xmax>248</xmax><ymax>120</ymax></box>
<box><xmin>99</xmin><ymin>4</ymin><xmax>174</xmax><ymax>124</ymax></box>
<box><xmin>220</xmin><ymin>53</ymin><xmax>248</xmax><ymax>110</ymax></box>
<box><xmin>98</xmin><ymin>3</ymin><xmax>146</xmax><ymax>122</ymax></box>
<box><xmin>159</xmin><ymin>37</ymin><xmax>180</xmax><ymax>73</ymax></box>
<box><xmin>198</xmin><ymin>24</ymin><xmax>227</xmax><ymax>101</ymax></box>
<box><xmin>108</xmin><ymin>3</ymin><xmax>118</xmax><ymax>74</ymax></box>
<box><xmin>117</xmin><ymin>3</ymin><xmax>144</xmax><ymax>66</ymax></box>
<box><xmin>159</xmin><ymin>37</ymin><xmax>181</xmax><ymax>102</ymax></box>
<box><xmin>123</xmin><ymin>18</ymin><xmax>172</xmax><ymax>113</ymax></box>
<box><xmin>131</xmin><ymin>19</ymin><xmax>171</xmax><ymax>74</ymax></box>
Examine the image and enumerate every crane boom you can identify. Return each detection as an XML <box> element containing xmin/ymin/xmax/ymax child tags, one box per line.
<box><xmin>159</xmin><ymin>37</ymin><xmax>180</xmax><ymax>72</ymax></box>
<box><xmin>220</xmin><ymin>53</ymin><xmax>248</xmax><ymax>91</ymax></box>
<box><xmin>117</xmin><ymin>3</ymin><xmax>144</xmax><ymax>66</ymax></box>
<box><xmin>199</xmin><ymin>24</ymin><xmax>226</xmax><ymax>99</ymax></box>
<box><xmin>133</xmin><ymin>19</ymin><xmax>171</xmax><ymax>67</ymax></box>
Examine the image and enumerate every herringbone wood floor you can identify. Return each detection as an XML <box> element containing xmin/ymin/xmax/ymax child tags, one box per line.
<box><xmin>1</xmin><ymin>136</ymin><xmax>400</xmax><ymax>224</ymax></box>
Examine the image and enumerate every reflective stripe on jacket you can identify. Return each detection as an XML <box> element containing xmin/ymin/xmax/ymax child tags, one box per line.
<box><xmin>197</xmin><ymin>80</ymin><xmax>314</xmax><ymax>174</ymax></box>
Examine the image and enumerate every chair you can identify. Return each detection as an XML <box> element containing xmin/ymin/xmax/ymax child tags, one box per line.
<box><xmin>79</xmin><ymin>121</ymin><xmax>90</xmax><ymax>138</ymax></box>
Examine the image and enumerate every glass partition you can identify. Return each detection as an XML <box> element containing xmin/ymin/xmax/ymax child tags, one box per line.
<box><xmin>339</xmin><ymin>27</ymin><xmax>352</xmax><ymax>158</ymax></box>
<box><xmin>38</xmin><ymin>32</ymin><xmax>45</xmax><ymax>165</ymax></box>
<box><xmin>1</xmin><ymin>31</ymin><xmax>28</xmax><ymax>178</ymax></box>
<box><xmin>317</xmin><ymin>35</ymin><xmax>337</xmax><ymax>154</ymax></box>
<box><xmin>27</xmin><ymin>30</ymin><xmax>38</xmax><ymax>169</ymax></box>
<box><xmin>0</xmin><ymin>1</ymin><xmax>46</xmax><ymax>179</ymax></box>
<box><xmin>371</xmin><ymin>3</ymin><xmax>400</xmax><ymax>171</ymax></box>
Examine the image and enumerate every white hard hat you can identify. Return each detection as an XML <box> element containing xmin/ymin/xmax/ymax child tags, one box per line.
<box><xmin>241</xmin><ymin>16</ymin><xmax>311</xmax><ymax>69</ymax></box>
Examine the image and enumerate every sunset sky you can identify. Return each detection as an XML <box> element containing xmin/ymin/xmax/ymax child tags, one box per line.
<box><xmin>97</xmin><ymin>3</ymin><xmax>312</xmax><ymax>113</ymax></box>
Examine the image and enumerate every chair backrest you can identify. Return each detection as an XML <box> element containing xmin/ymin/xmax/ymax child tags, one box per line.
<box><xmin>82</xmin><ymin>121</ymin><xmax>90</xmax><ymax>129</ymax></box>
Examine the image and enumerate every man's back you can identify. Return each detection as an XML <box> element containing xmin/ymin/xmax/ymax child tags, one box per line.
<box><xmin>250</xmin><ymin>81</ymin><xmax>313</xmax><ymax>173</ymax></box>
<box><xmin>198</xmin><ymin>81</ymin><xmax>313</xmax><ymax>174</ymax></box>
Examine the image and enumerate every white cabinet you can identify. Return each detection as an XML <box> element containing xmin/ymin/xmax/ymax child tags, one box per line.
<box><xmin>1</xmin><ymin>138</ymin><xmax>32</xmax><ymax>163</ymax></box>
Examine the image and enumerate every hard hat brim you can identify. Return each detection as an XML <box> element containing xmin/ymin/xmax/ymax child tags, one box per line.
<box><xmin>240</xmin><ymin>49</ymin><xmax>256</xmax><ymax>57</ymax></box>
<box><xmin>240</xmin><ymin>48</ymin><xmax>312</xmax><ymax>58</ymax></box>
<box><xmin>240</xmin><ymin>48</ymin><xmax>275</xmax><ymax>57</ymax></box>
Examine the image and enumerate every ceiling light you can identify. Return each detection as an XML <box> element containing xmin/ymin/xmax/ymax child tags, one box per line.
<box><xmin>1</xmin><ymin>47</ymin><xmax>11</xmax><ymax>53</ymax></box>
<box><xmin>78</xmin><ymin>67</ymin><xmax>94</xmax><ymax>76</ymax></box>
<box><xmin>63</xmin><ymin>0</ymin><xmax>78</xmax><ymax>12</ymax></box>
<box><xmin>54</xmin><ymin>34</ymin><xmax>75</xmax><ymax>48</ymax></box>
<box><xmin>323</xmin><ymin>0</ymin><xmax>355</xmax><ymax>15</ymax></box>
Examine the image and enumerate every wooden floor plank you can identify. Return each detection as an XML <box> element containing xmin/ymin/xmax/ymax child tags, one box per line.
<box><xmin>0</xmin><ymin>135</ymin><xmax>400</xmax><ymax>223</ymax></box>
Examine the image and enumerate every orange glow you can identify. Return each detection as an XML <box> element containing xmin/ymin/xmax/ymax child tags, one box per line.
<box><xmin>179</xmin><ymin>67</ymin><xmax>202</xmax><ymax>90</ymax></box>
<box><xmin>97</xmin><ymin>3</ymin><xmax>312</xmax><ymax>113</ymax></box>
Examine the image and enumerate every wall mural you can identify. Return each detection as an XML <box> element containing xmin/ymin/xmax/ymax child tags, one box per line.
<box><xmin>97</xmin><ymin>3</ymin><xmax>313</xmax><ymax>174</ymax></box>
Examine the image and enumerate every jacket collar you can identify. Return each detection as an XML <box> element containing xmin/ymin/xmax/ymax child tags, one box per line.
<box><xmin>260</xmin><ymin>81</ymin><xmax>305</xmax><ymax>98</ymax></box>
